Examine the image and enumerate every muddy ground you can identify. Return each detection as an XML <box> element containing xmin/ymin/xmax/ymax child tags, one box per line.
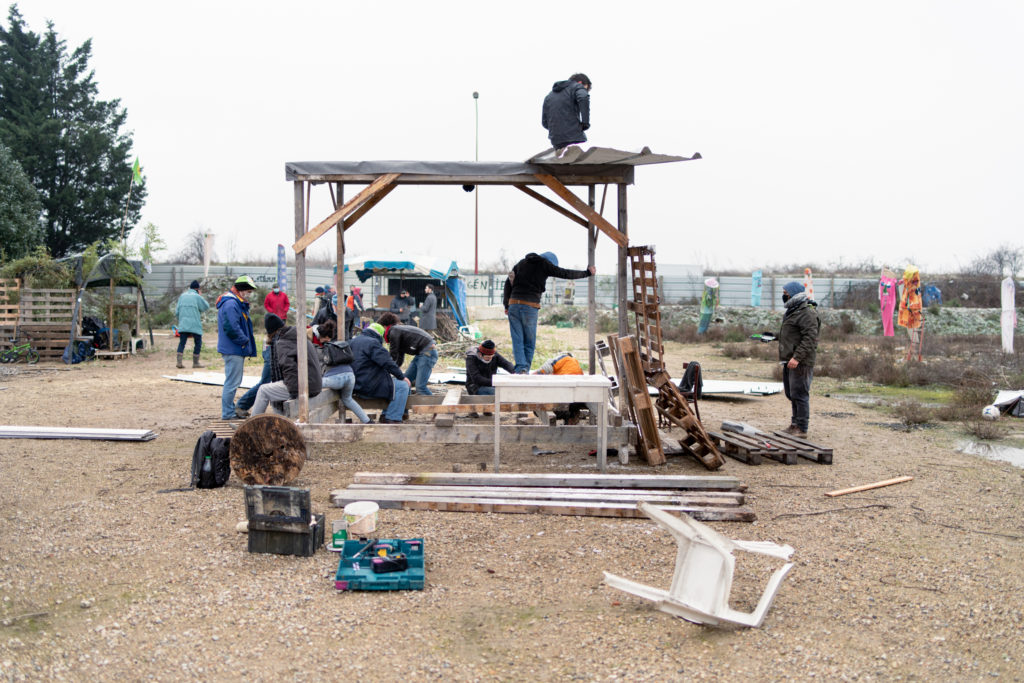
<box><xmin>1</xmin><ymin>323</ymin><xmax>1022</xmax><ymax>681</ymax></box>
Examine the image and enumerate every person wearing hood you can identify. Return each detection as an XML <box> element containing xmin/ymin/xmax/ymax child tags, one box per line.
<box><xmin>250</xmin><ymin>314</ymin><xmax>323</xmax><ymax>416</ymax></box>
<box><xmin>174</xmin><ymin>280</ymin><xmax>209</xmax><ymax>369</ymax></box>
<box><xmin>465</xmin><ymin>340</ymin><xmax>514</xmax><ymax>396</ymax></box>
<box><xmin>502</xmin><ymin>251</ymin><xmax>595</xmax><ymax>373</ymax></box>
<box><xmin>377</xmin><ymin>312</ymin><xmax>437</xmax><ymax>396</ymax></box>
<box><xmin>263</xmin><ymin>284</ymin><xmax>290</xmax><ymax>321</ymax></box>
<box><xmin>349</xmin><ymin>322</ymin><xmax>410</xmax><ymax>423</ymax></box>
<box><xmin>345</xmin><ymin>286</ymin><xmax>365</xmax><ymax>339</ymax></box>
<box><xmin>777</xmin><ymin>281</ymin><xmax>821</xmax><ymax>438</ymax></box>
<box><xmin>216</xmin><ymin>275</ymin><xmax>258</xmax><ymax>419</ymax></box>
<box><xmin>542</xmin><ymin>73</ymin><xmax>591</xmax><ymax>152</ymax></box>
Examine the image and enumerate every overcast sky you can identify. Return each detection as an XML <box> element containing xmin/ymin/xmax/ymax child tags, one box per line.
<box><xmin>14</xmin><ymin>0</ymin><xmax>1024</xmax><ymax>276</ymax></box>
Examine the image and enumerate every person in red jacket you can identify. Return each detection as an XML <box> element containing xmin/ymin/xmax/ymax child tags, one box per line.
<box><xmin>263</xmin><ymin>285</ymin><xmax>290</xmax><ymax>321</ymax></box>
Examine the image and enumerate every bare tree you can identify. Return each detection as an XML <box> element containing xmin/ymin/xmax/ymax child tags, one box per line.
<box><xmin>172</xmin><ymin>229</ymin><xmax>210</xmax><ymax>265</ymax></box>
<box><xmin>966</xmin><ymin>244</ymin><xmax>1024</xmax><ymax>277</ymax></box>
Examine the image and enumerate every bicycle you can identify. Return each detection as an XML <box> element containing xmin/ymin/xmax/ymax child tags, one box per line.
<box><xmin>1</xmin><ymin>338</ymin><xmax>40</xmax><ymax>364</ymax></box>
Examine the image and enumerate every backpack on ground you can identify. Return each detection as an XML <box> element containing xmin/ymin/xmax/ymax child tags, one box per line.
<box><xmin>190</xmin><ymin>430</ymin><xmax>231</xmax><ymax>489</ymax></box>
<box><xmin>322</xmin><ymin>340</ymin><xmax>354</xmax><ymax>366</ymax></box>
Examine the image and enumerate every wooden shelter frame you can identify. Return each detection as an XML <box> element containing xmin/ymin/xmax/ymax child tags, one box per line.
<box><xmin>286</xmin><ymin>161</ymin><xmax>659</xmax><ymax>424</ymax></box>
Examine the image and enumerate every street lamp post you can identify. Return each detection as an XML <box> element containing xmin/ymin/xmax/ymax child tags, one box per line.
<box><xmin>473</xmin><ymin>91</ymin><xmax>479</xmax><ymax>274</ymax></box>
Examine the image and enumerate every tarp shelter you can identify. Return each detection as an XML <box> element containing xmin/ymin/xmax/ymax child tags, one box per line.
<box><xmin>58</xmin><ymin>253</ymin><xmax>153</xmax><ymax>361</ymax></box>
<box><xmin>994</xmin><ymin>390</ymin><xmax>1024</xmax><ymax>417</ymax></box>
<box><xmin>284</xmin><ymin>146</ymin><xmax>701</xmax><ymax>420</ymax></box>
<box><xmin>343</xmin><ymin>255</ymin><xmax>468</xmax><ymax>327</ymax></box>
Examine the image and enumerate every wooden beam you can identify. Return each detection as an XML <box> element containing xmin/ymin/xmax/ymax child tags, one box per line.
<box><xmin>334</xmin><ymin>486</ymin><xmax>744</xmax><ymax>507</ymax></box>
<box><xmin>825</xmin><ymin>476</ymin><xmax>913</xmax><ymax>498</ymax></box>
<box><xmin>412</xmin><ymin>402</ymin><xmax>559</xmax><ymax>415</ymax></box>
<box><xmin>514</xmin><ymin>185</ymin><xmax>588</xmax><ymax>227</ymax></box>
<box><xmin>344</xmin><ymin>483</ymin><xmax>745</xmax><ymax>503</ymax></box>
<box><xmin>293</xmin><ymin>181</ymin><xmax>309</xmax><ymax>421</ymax></box>
<box><xmin>292</xmin><ymin>173</ymin><xmax>400</xmax><ymax>253</ymax></box>
<box><xmin>434</xmin><ymin>388</ymin><xmax>463</xmax><ymax>428</ymax></box>
<box><xmin>298</xmin><ymin>423</ymin><xmax>634</xmax><ymax>445</ymax></box>
<box><xmin>534</xmin><ymin>173</ymin><xmax>628</xmax><ymax>247</ymax></box>
<box><xmin>342</xmin><ymin>181</ymin><xmax>397</xmax><ymax>231</ymax></box>
<box><xmin>351</xmin><ymin>471</ymin><xmax>744</xmax><ymax>490</ymax></box>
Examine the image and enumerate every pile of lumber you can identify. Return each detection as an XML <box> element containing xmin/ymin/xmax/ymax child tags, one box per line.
<box><xmin>708</xmin><ymin>421</ymin><xmax>832</xmax><ymax>465</ymax></box>
<box><xmin>331</xmin><ymin>471</ymin><xmax>755</xmax><ymax>522</ymax></box>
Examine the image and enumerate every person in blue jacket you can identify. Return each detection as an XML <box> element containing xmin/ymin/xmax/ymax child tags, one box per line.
<box><xmin>174</xmin><ymin>280</ymin><xmax>209</xmax><ymax>369</ymax></box>
<box><xmin>349</xmin><ymin>322</ymin><xmax>410</xmax><ymax>423</ymax></box>
<box><xmin>216</xmin><ymin>275</ymin><xmax>257</xmax><ymax>419</ymax></box>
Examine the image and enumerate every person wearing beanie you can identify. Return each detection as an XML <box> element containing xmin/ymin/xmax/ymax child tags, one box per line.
<box><xmin>377</xmin><ymin>312</ymin><xmax>437</xmax><ymax>396</ymax></box>
<box><xmin>312</xmin><ymin>285</ymin><xmax>336</xmax><ymax>327</ymax></box>
<box><xmin>174</xmin><ymin>280</ymin><xmax>210</xmax><ymax>369</ymax></box>
<box><xmin>250</xmin><ymin>313</ymin><xmax>322</xmax><ymax>416</ymax></box>
<box><xmin>234</xmin><ymin>313</ymin><xmax>279</xmax><ymax>418</ymax></box>
<box><xmin>216</xmin><ymin>275</ymin><xmax>258</xmax><ymax>419</ymax></box>
<box><xmin>465</xmin><ymin>339</ymin><xmax>514</xmax><ymax>396</ymax></box>
<box><xmin>348</xmin><ymin>320</ymin><xmax>410</xmax><ymax>423</ymax></box>
<box><xmin>264</xmin><ymin>283</ymin><xmax>290</xmax><ymax>321</ymax></box>
<box><xmin>777</xmin><ymin>281</ymin><xmax>821</xmax><ymax>438</ymax></box>
<box><xmin>502</xmin><ymin>252</ymin><xmax>595</xmax><ymax>373</ymax></box>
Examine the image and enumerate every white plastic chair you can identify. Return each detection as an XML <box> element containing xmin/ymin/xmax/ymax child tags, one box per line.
<box><xmin>604</xmin><ymin>501</ymin><xmax>795</xmax><ymax>628</ymax></box>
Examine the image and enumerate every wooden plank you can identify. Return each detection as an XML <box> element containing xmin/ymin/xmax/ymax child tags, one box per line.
<box><xmin>350</xmin><ymin>471</ymin><xmax>744</xmax><ymax>490</ymax></box>
<box><xmin>534</xmin><ymin>174</ymin><xmax>629</xmax><ymax>247</ymax></box>
<box><xmin>514</xmin><ymin>184</ymin><xmax>589</xmax><ymax>227</ymax></box>
<box><xmin>334</xmin><ymin>486</ymin><xmax>744</xmax><ymax>507</ymax></box>
<box><xmin>299</xmin><ymin>422</ymin><xmax>635</xmax><ymax>446</ymax></box>
<box><xmin>825</xmin><ymin>476</ymin><xmax>913</xmax><ymax>498</ymax></box>
<box><xmin>330</xmin><ymin>494</ymin><xmax>755</xmax><ymax>522</ymax></box>
<box><xmin>412</xmin><ymin>402</ymin><xmax>559</xmax><ymax>415</ymax></box>
<box><xmin>292</xmin><ymin>173</ymin><xmax>400</xmax><ymax>253</ymax></box>
<box><xmin>434</xmin><ymin>388</ymin><xmax>463</xmax><ymax>428</ymax></box>
<box><xmin>344</xmin><ymin>483</ymin><xmax>746</xmax><ymax>502</ymax></box>
<box><xmin>617</xmin><ymin>335</ymin><xmax>665</xmax><ymax>465</ymax></box>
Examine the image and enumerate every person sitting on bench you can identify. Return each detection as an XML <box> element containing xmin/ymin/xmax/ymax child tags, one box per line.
<box><xmin>350</xmin><ymin>322</ymin><xmax>410</xmax><ymax>424</ymax></box>
<box><xmin>251</xmin><ymin>314</ymin><xmax>323</xmax><ymax>416</ymax></box>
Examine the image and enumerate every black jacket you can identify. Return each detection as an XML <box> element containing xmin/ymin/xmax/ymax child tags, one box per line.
<box><xmin>542</xmin><ymin>80</ymin><xmax>590</xmax><ymax>148</ymax></box>
<box><xmin>502</xmin><ymin>253</ymin><xmax>592</xmax><ymax>309</ymax></box>
<box><xmin>778</xmin><ymin>295</ymin><xmax>821</xmax><ymax>368</ymax></box>
<box><xmin>350</xmin><ymin>328</ymin><xmax>405</xmax><ymax>399</ymax></box>
<box><xmin>386</xmin><ymin>324</ymin><xmax>435</xmax><ymax>366</ymax></box>
<box><xmin>271</xmin><ymin>326</ymin><xmax>323</xmax><ymax>399</ymax></box>
<box><xmin>389</xmin><ymin>294</ymin><xmax>413</xmax><ymax>323</ymax></box>
<box><xmin>465</xmin><ymin>347</ymin><xmax>515</xmax><ymax>395</ymax></box>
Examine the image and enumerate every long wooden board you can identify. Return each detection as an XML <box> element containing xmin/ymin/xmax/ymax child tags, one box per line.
<box><xmin>351</xmin><ymin>471</ymin><xmax>744</xmax><ymax>490</ymax></box>
<box><xmin>825</xmin><ymin>476</ymin><xmax>912</xmax><ymax>497</ymax></box>
<box><xmin>332</xmin><ymin>494</ymin><xmax>755</xmax><ymax>522</ymax></box>
<box><xmin>335</xmin><ymin>486</ymin><xmax>744</xmax><ymax>507</ymax></box>
<box><xmin>299</xmin><ymin>423</ymin><xmax>634</xmax><ymax>445</ymax></box>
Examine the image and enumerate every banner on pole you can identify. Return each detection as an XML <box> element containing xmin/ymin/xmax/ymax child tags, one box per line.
<box><xmin>277</xmin><ymin>244</ymin><xmax>288</xmax><ymax>292</ymax></box>
<box><xmin>203</xmin><ymin>234</ymin><xmax>214</xmax><ymax>277</ymax></box>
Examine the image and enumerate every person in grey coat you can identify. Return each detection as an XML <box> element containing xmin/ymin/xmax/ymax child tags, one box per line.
<box><xmin>413</xmin><ymin>284</ymin><xmax>437</xmax><ymax>333</ymax></box>
<box><xmin>542</xmin><ymin>73</ymin><xmax>591</xmax><ymax>150</ymax></box>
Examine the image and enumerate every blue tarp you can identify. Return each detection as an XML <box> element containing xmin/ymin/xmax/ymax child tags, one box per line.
<box><xmin>343</xmin><ymin>256</ymin><xmax>467</xmax><ymax>327</ymax></box>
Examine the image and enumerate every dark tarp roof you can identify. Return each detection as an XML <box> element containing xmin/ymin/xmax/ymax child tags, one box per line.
<box><xmin>59</xmin><ymin>253</ymin><xmax>145</xmax><ymax>289</ymax></box>
<box><xmin>285</xmin><ymin>147</ymin><xmax>700</xmax><ymax>181</ymax></box>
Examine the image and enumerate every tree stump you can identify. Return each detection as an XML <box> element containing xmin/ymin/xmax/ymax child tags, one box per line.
<box><xmin>229</xmin><ymin>414</ymin><xmax>306</xmax><ymax>485</ymax></box>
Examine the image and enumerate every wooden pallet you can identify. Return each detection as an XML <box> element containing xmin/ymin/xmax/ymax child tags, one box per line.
<box><xmin>610</xmin><ymin>335</ymin><xmax>665</xmax><ymax>465</ymax></box>
<box><xmin>17</xmin><ymin>289</ymin><xmax>75</xmax><ymax>324</ymax></box>
<box><xmin>711</xmin><ymin>423</ymin><xmax>832</xmax><ymax>465</ymax></box>
<box><xmin>627</xmin><ymin>246</ymin><xmax>665</xmax><ymax>373</ymax></box>
<box><xmin>0</xmin><ymin>279</ymin><xmax>20</xmax><ymax>325</ymax></box>
<box><xmin>651</xmin><ymin>371</ymin><xmax>725</xmax><ymax>469</ymax></box>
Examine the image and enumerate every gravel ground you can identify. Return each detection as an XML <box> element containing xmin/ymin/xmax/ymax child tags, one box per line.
<box><xmin>1</xmin><ymin>326</ymin><xmax>1023</xmax><ymax>681</ymax></box>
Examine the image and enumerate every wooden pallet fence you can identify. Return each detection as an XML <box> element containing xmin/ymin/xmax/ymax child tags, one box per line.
<box><xmin>17</xmin><ymin>289</ymin><xmax>75</xmax><ymax>324</ymax></box>
<box><xmin>0</xmin><ymin>279</ymin><xmax>20</xmax><ymax>325</ymax></box>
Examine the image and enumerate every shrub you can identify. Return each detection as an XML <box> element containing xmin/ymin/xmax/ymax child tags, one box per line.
<box><xmin>893</xmin><ymin>399</ymin><xmax>932</xmax><ymax>426</ymax></box>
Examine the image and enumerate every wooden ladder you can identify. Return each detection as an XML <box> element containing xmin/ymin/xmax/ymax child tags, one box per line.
<box><xmin>626</xmin><ymin>246</ymin><xmax>725</xmax><ymax>470</ymax></box>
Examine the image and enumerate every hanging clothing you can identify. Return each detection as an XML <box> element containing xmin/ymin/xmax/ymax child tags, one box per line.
<box><xmin>1002</xmin><ymin>277</ymin><xmax>1017</xmax><ymax>354</ymax></box>
<box><xmin>697</xmin><ymin>278</ymin><xmax>720</xmax><ymax>335</ymax></box>
<box><xmin>879</xmin><ymin>276</ymin><xmax>898</xmax><ymax>337</ymax></box>
<box><xmin>751</xmin><ymin>270</ymin><xmax>763</xmax><ymax>307</ymax></box>
<box><xmin>898</xmin><ymin>266</ymin><xmax>922</xmax><ymax>330</ymax></box>
<box><xmin>803</xmin><ymin>268</ymin><xmax>815</xmax><ymax>301</ymax></box>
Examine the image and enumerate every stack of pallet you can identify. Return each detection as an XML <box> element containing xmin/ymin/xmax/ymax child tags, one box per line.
<box><xmin>330</xmin><ymin>471</ymin><xmax>755</xmax><ymax>522</ymax></box>
<box><xmin>0</xmin><ymin>285</ymin><xmax>76</xmax><ymax>361</ymax></box>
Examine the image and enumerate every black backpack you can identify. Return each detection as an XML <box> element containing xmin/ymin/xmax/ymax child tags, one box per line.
<box><xmin>322</xmin><ymin>340</ymin><xmax>354</xmax><ymax>366</ymax></box>
<box><xmin>190</xmin><ymin>430</ymin><xmax>232</xmax><ymax>489</ymax></box>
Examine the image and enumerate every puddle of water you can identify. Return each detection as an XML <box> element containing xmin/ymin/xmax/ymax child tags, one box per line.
<box><xmin>956</xmin><ymin>440</ymin><xmax>1024</xmax><ymax>468</ymax></box>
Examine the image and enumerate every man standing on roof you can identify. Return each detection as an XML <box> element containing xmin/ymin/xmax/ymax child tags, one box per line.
<box><xmin>777</xmin><ymin>281</ymin><xmax>821</xmax><ymax>439</ymax></box>
<box><xmin>542</xmin><ymin>73</ymin><xmax>591</xmax><ymax>153</ymax></box>
<box><xmin>216</xmin><ymin>275</ymin><xmax>258</xmax><ymax>419</ymax></box>
<box><xmin>503</xmin><ymin>252</ymin><xmax>594</xmax><ymax>373</ymax></box>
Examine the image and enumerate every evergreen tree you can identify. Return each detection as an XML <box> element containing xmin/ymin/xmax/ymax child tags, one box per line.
<box><xmin>0</xmin><ymin>140</ymin><xmax>42</xmax><ymax>259</ymax></box>
<box><xmin>0</xmin><ymin>5</ymin><xmax>145</xmax><ymax>257</ymax></box>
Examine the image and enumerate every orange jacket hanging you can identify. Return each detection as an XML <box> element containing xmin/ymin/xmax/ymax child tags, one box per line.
<box><xmin>898</xmin><ymin>266</ymin><xmax>922</xmax><ymax>330</ymax></box>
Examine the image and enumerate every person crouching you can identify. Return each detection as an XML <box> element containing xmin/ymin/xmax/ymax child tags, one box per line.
<box><xmin>250</xmin><ymin>314</ymin><xmax>323</xmax><ymax>416</ymax></box>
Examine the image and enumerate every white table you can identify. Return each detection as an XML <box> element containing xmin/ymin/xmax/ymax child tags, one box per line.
<box><xmin>492</xmin><ymin>375</ymin><xmax>612</xmax><ymax>472</ymax></box>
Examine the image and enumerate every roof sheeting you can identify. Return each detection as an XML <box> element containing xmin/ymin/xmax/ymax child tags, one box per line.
<box><xmin>285</xmin><ymin>147</ymin><xmax>699</xmax><ymax>182</ymax></box>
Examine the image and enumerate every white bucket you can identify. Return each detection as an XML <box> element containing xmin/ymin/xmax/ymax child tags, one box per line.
<box><xmin>343</xmin><ymin>501</ymin><xmax>379</xmax><ymax>536</ymax></box>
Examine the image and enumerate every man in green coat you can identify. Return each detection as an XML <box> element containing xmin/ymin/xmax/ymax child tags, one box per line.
<box><xmin>174</xmin><ymin>280</ymin><xmax>210</xmax><ymax>368</ymax></box>
<box><xmin>778</xmin><ymin>281</ymin><xmax>820</xmax><ymax>438</ymax></box>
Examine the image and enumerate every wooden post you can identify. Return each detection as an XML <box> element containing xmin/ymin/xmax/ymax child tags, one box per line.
<box><xmin>108</xmin><ymin>279</ymin><xmax>115</xmax><ymax>350</ymax></box>
<box><xmin>588</xmin><ymin>185</ymin><xmax>597</xmax><ymax>374</ymax></box>
<box><xmin>135</xmin><ymin>289</ymin><xmax>141</xmax><ymax>338</ymax></box>
<box><xmin>335</xmin><ymin>183</ymin><xmax>345</xmax><ymax>338</ymax></box>
<box><xmin>617</xmin><ymin>184</ymin><xmax>628</xmax><ymax>336</ymax></box>
<box><xmin>294</xmin><ymin>181</ymin><xmax>309</xmax><ymax>422</ymax></box>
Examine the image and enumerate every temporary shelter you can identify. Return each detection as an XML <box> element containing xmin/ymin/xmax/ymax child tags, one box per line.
<box><xmin>343</xmin><ymin>255</ymin><xmax>467</xmax><ymax>326</ymax></box>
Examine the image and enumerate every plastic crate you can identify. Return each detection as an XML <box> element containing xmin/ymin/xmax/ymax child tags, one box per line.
<box><xmin>335</xmin><ymin>538</ymin><xmax>425</xmax><ymax>591</ymax></box>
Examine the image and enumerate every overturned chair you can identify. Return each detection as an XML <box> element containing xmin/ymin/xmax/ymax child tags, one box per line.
<box><xmin>603</xmin><ymin>501</ymin><xmax>795</xmax><ymax>628</ymax></box>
